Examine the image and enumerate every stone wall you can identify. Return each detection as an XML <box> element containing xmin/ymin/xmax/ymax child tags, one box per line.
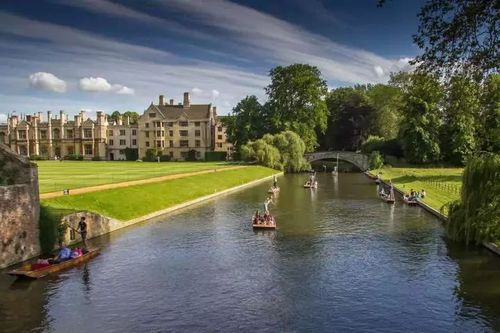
<box><xmin>0</xmin><ymin>143</ymin><xmax>40</xmax><ymax>269</ymax></box>
<box><xmin>60</xmin><ymin>211</ymin><xmax>117</xmax><ymax>246</ymax></box>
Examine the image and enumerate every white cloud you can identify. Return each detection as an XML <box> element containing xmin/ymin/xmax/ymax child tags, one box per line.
<box><xmin>211</xmin><ymin>89</ymin><xmax>220</xmax><ymax>99</ymax></box>
<box><xmin>0</xmin><ymin>113</ymin><xmax>7</xmax><ymax>123</ymax></box>
<box><xmin>29</xmin><ymin>72</ymin><xmax>67</xmax><ymax>93</ymax></box>
<box><xmin>79</xmin><ymin>77</ymin><xmax>134</xmax><ymax>95</ymax></box>
<box><xmin>374</xmin><ymin>65</ymin><xmax>384</xmax><ymax>77</ymax></box>
<box><xmin>191</xmin><ymin>87</ymin><xmax>203</xmax><ymax>95</ymax></box>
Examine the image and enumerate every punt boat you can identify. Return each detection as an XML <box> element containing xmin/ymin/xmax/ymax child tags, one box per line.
<box><xmin>252</xmin><ymin>216</ymin><xmax>276</xmax><ymax>229</ymax></box>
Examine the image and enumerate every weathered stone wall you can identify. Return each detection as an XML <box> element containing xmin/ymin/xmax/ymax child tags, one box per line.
<box><xmin>60</xmin><ymin>211</ymin><xmax>117</xmax><ymax>246</ymax></box>
<box><xmin>0</xmin><ymin>143</ymin><xmax>40</xmax><ymax>269</ymax></box>
<box><xmin>305</xmin><ymin>151</ymin><xmax>369</xmax><ymax>171</ymax></box>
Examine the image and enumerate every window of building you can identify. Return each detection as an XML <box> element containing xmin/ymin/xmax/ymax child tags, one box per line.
<box><xmin>169</xmin><ymin>151</ymin><xmax>174</xmax><ymax>158</ymax></box>
<box><xmin>109</xmin><ymin>139</ymin><xmax>114</xmax><ymax>145</ymax></box>
<box><xmin>180</xmin><ymin>130</ymin><xmax>188</xmax><ymax>137</ymax></box>
<box><xmin>132</xmin><ymin>139</ymin><xmax>137</xmax><ymax>145</ymax></box>
<box><xmin>19</xmin><ymin>145</ymin><xmax>27</xmax><ymax>155</ymax></box>
<box><xmin>156</xmin><ymin>140</ymin><xmax>162</xmax><ymax>148</ymax></box>
<box><xmin>180</xmin><ymin>140</ymin><xmax>189</xmax><ymax>147</ymax></box>
<box><xmin>66</xmin><ymin>129</ymin><xmax>73</xmax><ymax>139</ymax></box>
<box><xmin>196</xmin><ymin>151</ymin><xmax>201</xmax><ymax>159</ymax></box>
<box><xmin>218</xmin><ymin>135</ymin><xmax>223</xmax><ymax>140</ymax></box>
<box><xmin>195</xmin><ymin>122</ymin><xmax>200</xmax><ymax>126</ymax></box>
<box><xmin>84</xmin><ymin>128</ymin><xmax>92</xmax><ymax>138</ymax></box>
<box><xmin>145</xmin><ymin>123</ymin><xmax>149</xmax><ymax>128</ymax></box>
<box><xmin>53</xmin><ymin>129</ymin><xmax>60</xmax><ymax>139</ymax></box>
<box><xmin>179</xmin><ymin>121</ymin><xmax>188</xmax><ymax>127</ymax></box>
<box><xmin>218</xmin><ymin>143</ymin><xmax>223</xmax><ymax>148</ymax></box>
<box><xmin>181</xmin><ymin>151</ymin><xmax>189</xmax><ymax>159</ymax></box>
<box><xmin>120</xmin><ymin>139</ymin><xmax>126</xmax><ymax>146</ymax></box>
<box><xmin>146</xmin><ymin>141</ymin><xmax>150</xmax><ymax>147</ymax></box>
<box><xmin>132</xmin><ymin>129</ymin><xmax>137</xmax><ymax>136</ymax></box>
<box><xmin>156</xmin><ymin>130</ymin><xmax>161</xmax><ymax>136</ymax></box>
<box><xmin>108</xmin><ymin>130</ymin><xmax>114</xmax><ymax>136</ymax></box>
<box><xmin>169</xmin><ymin>140</ymin><xmax>173</xmax><ymax>147</ymax></box>
<box><xmin>145</xmin><ymin>132</ymin><xmax>150</xmax><ymax>138</ymax></box>
<box><xmin>120</xmin><ymin>130</ymin><xmax>126</xmax><ymax>136</ymax></box>
<box><xmin>84</xmin><ymin>144</ymin><xmax>93</xmax><ymax>155</ymax></box>
<box><xmin>169</xmin><ymin>130</ymin><xmax>174</xmax><ymax>136</ymax></box>
<box><xmin>40</xmin><ymin>130</ymin><xmax>47</xmax><ymax>139</ymax></box>
<box><xmin>218</xmin><ymin>126</ymin><xmax>223</xmax><ymax>132</ymax></box>
<box><xmin>195</xmin><ymin>140</ymin><xmax>200</xmax><ymax>147</ymax></box>
<box><xmin>18</xmin><ymin>130</ymin><xmax>27</xmax><ymax>139</ymax></box>
<box><xmin>67</xmin><ymin>146</ymin><xmax>74</xmax><ymax>155</ymax></box>
<box><xmin>149</xmin><ymin>113</ymin><xmax>156</xmax><ymax>118</ymax></box>
<box><xmin>195</xmin><ymin>130</ymin><xmax>201</xmax><ymax>137</ymax></box>
<box><xmin>156</xmin><ymin>121</ymin><xmax>162</xmax><ymax>127</ymax></box>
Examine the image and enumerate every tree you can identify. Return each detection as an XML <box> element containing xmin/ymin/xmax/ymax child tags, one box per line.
<box><xmin>412</xmin><ymin>0</ymin><xmax>499</xmax><ymax>79</ymax></box>
<box><xmin>123</xmin><ymin>111</ymin><xmax>140</xmax><ymax>124</ymax></box>
<box><xmin>266</xmin><ymin>64</ymin><xmax>328</xmax><ymax>151</ymax></box>
<box><xmin>108</xmin><ymin>111</ymin><xmax>121</xmax><ymax>124</ymax></box>
<box><xmin>241</xmin><ymin>139</ymin><xmax>282</xmax><ymax>170</ymax></box>
<box><xmin>366</xmin><ymin>84</ymin><xmax>403</xmax><ymax>139</ymax></box>
<box><xmin>479</xmin><ymin>73</ymin><xmax>500</xmax><ymax>153</ymax></box>
<box><xmin>396</xmin><ymin>73</ymin><xmax>443</xmax><ymax>164</ymax></box>
<box><xmin>442</xmin><ymin>75</ymin><xmax>481</xmax><ymax>165</ymax></box>
<box><xmin>369</xmin><ymin>151</ymin><xmax>384</xmax><ymax>169</ymax></box>
<box><xmin>446</xmin><ymin>154</ymin><xmax>500</xmax><ymax>245</ymax></box>
<box><xmin>322</xmin><ymin>86</ymin><xmax>374</xmax><ymax>151</ymax></box>
<box><xmin>224</xmin><ymin>96</ymin><xmax>271</xmax><ymax>149</ymax></box>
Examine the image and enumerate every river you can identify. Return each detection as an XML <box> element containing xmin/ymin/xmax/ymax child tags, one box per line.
<box><xmin>1</xmin><ymin>173</ymin><xmax>500</xmax><ymax>332</ymax></box>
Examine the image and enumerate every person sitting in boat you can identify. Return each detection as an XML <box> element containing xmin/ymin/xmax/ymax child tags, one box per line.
<box><xmin>379</xmin><ymin>188</ymin><xmax>387</xmax><ymax>198</ymax></box>
<box><xmin>254</xmin><ymin>210</ymin><xmax>261</xmax><ymax>224</ymax></box>
<box><xmin>71</xmin><ymin>247</ymin><xmax>83</xmax><ymax>259</ymax></box>
<box><xmin>49</xmin><ymin>245</ymin><xmax>71</xmax><ymax>264</ymax></box>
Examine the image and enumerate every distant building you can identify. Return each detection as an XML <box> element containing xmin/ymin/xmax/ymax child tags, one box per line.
<box><xmin>137</xmin><ymin>92</ymin><xmax>233</xmax><ymax>161</ymax></box>
<box><xmin>106</xmin><ymin>115</ymin><xmax>138</xmax><ymax>160</ymax></box>
<box><xmin>213</xmin><ymin>115</ymin><xmax>234</xmax><ymax>157</ymax></box>
<box><xmin>0</xmin><ymin>111</ymin><xmax>137</xmax><ymax>160</ymax></box>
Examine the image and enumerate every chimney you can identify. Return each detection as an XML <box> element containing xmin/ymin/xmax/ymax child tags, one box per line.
<box><xmin>74</xmin><ymin>115</ymin><xmax>81</xmax><ymax>127</ymax></box>
<box><xmin>80</xmin><ymin>110</ymin><xmax>86</xmax><ymax>121</ymax></box>
<box><xmin>183</xmin><ymin>92</ymin><xmax>190</xmax><ymax>108</ymax></box>
<box><xmin>117</xmin><ymin>115</ymin><xmax>123</xmax><ymax>126</ymax></box>
<box><xmin>159</xmin><ymin>95</ymin><xmax>164</xmax><ymax>106</ymax></box>
<box><xmin>26</xmin><ymin>115</ymin><xmax>32</xmax><ymax>122</ymax></box>
<box><xmin>47</xmin><ymin>111</ymin><xmax>52</xmax><ymax>123</ymax></box>
<box><xmin>60</xmin><ymin>110</ymin><xmax>66</xmax><ymax>124</ymax></box>
<box><xmin>38</xmin><ymin>112</ymin><xmax>43</xmax><ymax>123</ymax></box>
<box><xmin>170</xmin><ymin>99</ymin><xmax>174</xmax><ymax>105</ymax></box>
<box><xmin>213</xmin><ymin>106</ymin><xmax>217</xmax><ymax>115</ymax></box>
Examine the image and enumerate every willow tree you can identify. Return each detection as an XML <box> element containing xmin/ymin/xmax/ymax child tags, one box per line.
<box><xmin>446</xmin><ymin>154</ymin><xmax>500</xmax><ymax>245</ymax></box>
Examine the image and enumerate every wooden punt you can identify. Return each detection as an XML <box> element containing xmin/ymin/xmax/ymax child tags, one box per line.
<box><xmin>380</xmin><ymin>195</ymin><xmax>395</xmax><ymax>204</ymax></box>
<box><xmin>8</xmin><ymin>248</ymin><xmax>100</xmax><ymax>279</ymax></box>
<box><xmin>268</xmin><ymin>186</ymin><xmax>280</xmax><ymax>194</ymax></box>
<box><xmin>303</xmin><ymin>182</ymin><xmax>318</xmax><ymax>189</ymax></box>
<box><xmin>252</xmin><ymin>217</ymin><xmax>276</xmax><ymax>229</ymax></box>
<box><xmin>403</xmin><ymin>197</ymin><xmax>418</xmax><ymax>205</ymax></box>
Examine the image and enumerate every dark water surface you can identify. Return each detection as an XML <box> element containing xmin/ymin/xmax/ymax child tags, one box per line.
<box><xmin>1</xmin><ymin>173</ymin><xmax>500</xmax><ymax>332</ymax></box>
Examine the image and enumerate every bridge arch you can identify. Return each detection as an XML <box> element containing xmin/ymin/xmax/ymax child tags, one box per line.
<box><xmin>304</xmin><ymin>151</ymin><xmax>369</xmax><ymax>171</ymax></box>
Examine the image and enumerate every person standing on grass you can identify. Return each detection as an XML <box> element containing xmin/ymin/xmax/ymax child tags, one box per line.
<box><xmin>78</xmin><ymin>217</ymin><xmax>88</xmax><ymax>251</ymax></box>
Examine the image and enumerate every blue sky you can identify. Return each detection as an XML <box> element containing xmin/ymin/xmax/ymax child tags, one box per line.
<box><xmin>0</xmin><ymin>0</ymin><xmax>424</xmax><ymax>121</ymax></box>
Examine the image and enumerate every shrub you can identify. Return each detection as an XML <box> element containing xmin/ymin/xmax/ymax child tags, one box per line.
<box><xmin>64</xmin><ymin>154</ymin><xmax>84</xmax><ymax>160</ymax></box>
<box><xmin>205</xmin><ymin>151</ymin><xmax>227</xmax><ymax>161</ymax></box>
<box><xmin>91</xmin><ymin>156</ymin><xmax>103</xmax><ymax>161</ymax></box>
<box><xmin>361</xmin><ymin>136</ymin><xmax>403</xmax><ymax>157</ymax></box>
<box><xmin>38</xmin><ymin>206</ymin><xmax>76</xmax><ymax>254</ymax></box>
<box><xmin>30</xmin><ymin>155</ymin><xmax>48</xmax><ymax>161</ymax></box>
<box><xmin>143</xmin><ymin>148</ymin><xmax>159</xmax><ymax>162</ymax></box>
<box><xmin>159</xmin><ymin>155</ymin><xmax>171</xmax><ymax>162</ymax></box>
<box><xmin>369</xmin><ymin>151</ymin><xmax>384</xmax><ymax>169</ymax></box>
<box><xmin>124</xmin><ymin>148</ymin><xmax>139</xmax><ymax>161</ymax></box>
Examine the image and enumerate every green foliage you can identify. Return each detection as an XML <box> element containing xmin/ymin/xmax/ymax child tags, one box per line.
<box><xmin>91</xmin><ymin>156</ymin><xmax>103</xmax><ymax>161</ymax></box>
<box><xmin>412</xmin><ymin>0</ymin><xmax>498</xmax><ymax>79</ymax></box>
<box><xmin>30</xmin><ymin>155</ymin><xmax>48</xmax><ymax>161</ymax></box>
<box><xmin>369</xmin><ymin>151</ymin><xmax>384</xmax><ymax>170</ymax></box>
<box><xmin>159</xmin><ymin>155</ymin><xmax>171</xmax><ymax>162</ymax></box>
<box><xmin>122</xmin><ymin>111</ymin><xmax>140</xmax><ymax>124</ymax></box>
<box><xmin>361</xmin><ymin>136</ymin><xmax>403</xmax><ymax>158</ymax></box>
<box><xmin>38</xmin><ymin>206</ymin><xmax>75</xmax><ymax>254</ymax></box>
<box><xmin>64</xmin><ymin>154</ymin><xmax>84</xmax><ymax>160</ymax></box>
<box><xmin>205</xmin><ymin>151</ymin><xmax>227</xmax><ymax>161</ymax></box>
<box><xmin>124</xmin><ymin>148</ymin><xmax>139</xmax><ymax>161</ymax></box>
<box><xmin>108</xmin><ymin>111</ymin><xmax>121</xmax><ymax>124</ymax></box>
<box><xmin>396</xmin><ymin>73</ymin><xmax>443</xmax><ymax>164</ymax></box>
<box><xmin>266</xmin><ymin>64</ymin><xmax>328</xmax><ymax>151</ymax></box>
<box><xmin>442</xmin><ymin>75</ymin><xmax>481</xmax><ymax>165</ymax></box>
<box><xmin>479</xmin><ymin>74</ymin><xmax>500</xmax><ymax>153</ymax></box>
<box><xmin>446</xmin><ymin>154</ymin><xmax>500</xmax><ymax>245</ymax></box>
<box><xmin>241</xmin><ymin>131</ymin><xmax>309</xmax><ymax>172</ymax></box>
<box><xmin>143</xmin><ymin>148</ymin><xmax>158</xmax><ymax>162</ymax></box>
<box><xmin>225</xmin><ymin>96</ymin><xmax>272</xmax><ymax>149</ymax></box>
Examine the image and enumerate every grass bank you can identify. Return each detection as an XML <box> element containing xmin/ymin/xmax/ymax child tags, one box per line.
<box><xmin>42</xmin><ymin>166</ymin><xmax>276</xmax><ymax>221</ymax></box>
<box><xmin>36</xmin><ymin>161</ymin><xmax>233</xmax><ymax>193</ymax></box>
<box><xmin>372</xmin><ymin>167</ymin><xmax>463</xmax><ymax>214</ymax></box>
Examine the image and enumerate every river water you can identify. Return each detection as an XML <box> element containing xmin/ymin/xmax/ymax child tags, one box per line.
<box><xmin>1</xmin><ymin>173</ymin><xmax>500</xmax><ymax>332</ymax></box>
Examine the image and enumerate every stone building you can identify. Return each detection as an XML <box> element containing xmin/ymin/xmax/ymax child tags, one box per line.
<box><xmin>138</xmin><ymin>92</ymin><xmax>232</xmax><ymax>160</ymax></box>
<box><xmin>213</xmin><ymin>115</ymin><xmax>234</xmax><ymax>158</ymax></box>
<box><xmin>0</xmin><ymin>143</ymin><xmax>40</xmax><ymax>269</ymax></box>
<box><xmin>107</xmin><ymin>115</ymin><xmax>139</xmax><ymax>160</ymax></box>
<box><xmin>0</xmin><ymin>111</ymin><xmax>138</xmax><ymax>160</ymax></box>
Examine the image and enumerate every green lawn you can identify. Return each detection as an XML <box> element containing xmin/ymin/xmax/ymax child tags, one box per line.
<box><xmin>372</xmin><ymin>167</ymin><xmax>463</xmax><ymax>214</ymax></box>
<box><xmin>36</xmin><ymin>160</ymin><xmax>233</xmax><ymax>193</ymax></box>
<box><xmin>42</xmin><ymin>166</ymin><xmax>277</xmax><ymax>221</ymax></box>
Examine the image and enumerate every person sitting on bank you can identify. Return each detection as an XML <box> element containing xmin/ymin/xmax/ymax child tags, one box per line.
<box><xmin>421</xmin><ymin>189</ymin><xmax>426</xmax><ymax>199</ymax></box>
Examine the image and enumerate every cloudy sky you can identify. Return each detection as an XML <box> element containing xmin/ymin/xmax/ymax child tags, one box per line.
<box><xmin>0</xmin><ymin>0</ymin><xmax>423</xmax><ymax>121</ymax></box>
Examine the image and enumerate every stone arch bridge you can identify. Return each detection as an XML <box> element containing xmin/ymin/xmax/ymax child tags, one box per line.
<box><xmin>304</xmin><ymin>151</ymin><xmax>369</xmax><ymax>171</ymax></box>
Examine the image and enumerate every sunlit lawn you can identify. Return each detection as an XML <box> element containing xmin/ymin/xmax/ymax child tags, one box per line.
<box><xmin>42</xmin><ymin>166</ymin><xmax>277</xmax><ymax>221</ymax></box>
<box><xmin>36</xmin><ymin>160</ymin><xmax>233</xmax><ymax>193</ymax></box>
<box><xmin>372</xmin><ymin>167</ymin><xmax>463</xmax><ymax>214</ymax></box>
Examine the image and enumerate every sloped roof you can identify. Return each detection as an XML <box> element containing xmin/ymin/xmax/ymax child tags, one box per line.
<box><xmin>151</xmin><ymin>104</ymin><xmax>211</xmax><ymax>120</ymax></box>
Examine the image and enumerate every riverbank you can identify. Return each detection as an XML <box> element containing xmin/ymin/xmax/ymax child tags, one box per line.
<box><xmin>371</xmin><ymin>167</ymin><xmax>462</xmax><ymax>214</ymax></box>
<box><xmin>43</xmin><ymin>166</ymin><xmax>278</xmax><ymax>221</ymax></box>
<box><xmin>36</xmin><ymin>160</ymin><xmax>234</xmax><ymax>193</ymax></box>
